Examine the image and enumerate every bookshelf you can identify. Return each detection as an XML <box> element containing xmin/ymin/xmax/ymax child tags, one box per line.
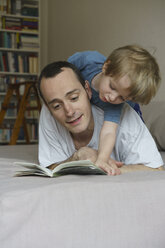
<box><xmin>0</xmin><ymin>0</ymin><xmax>40</xmax><ymax>144</ymax></box>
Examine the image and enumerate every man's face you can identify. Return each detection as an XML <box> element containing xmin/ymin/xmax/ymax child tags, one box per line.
<box><xmin>40</xmin><ymin>68</ymin><xmax>94</xmax><ymax>136</ymax></box>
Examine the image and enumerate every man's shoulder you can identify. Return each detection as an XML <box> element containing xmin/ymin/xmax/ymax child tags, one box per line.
<box><xmin>119</xmin><ymin>103</ymin><xmax>144</xmax><ymax>132</ymax></box>
<box><xmin>40</xmin><ymin>104</ymin><xmax>59</xmax><ymax>131</ymax></box>
<box><xmin>92</xmin><ymin>105</ymin><xmax>104</xmax><ymax>126</ymax></box>
<box><xmin>92</xmin><ymin>104</ymin><xmax>104</xmax><ymax>116</ymax></box>
<box><xmin>40</xmin><ymin>104</ymin><xmax>52</xmax><ymax>120</ymax></box>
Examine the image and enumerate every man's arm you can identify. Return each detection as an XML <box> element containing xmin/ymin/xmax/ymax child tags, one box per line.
<box><xmin>120</xmin><ymin>164</ymin><xmax>164</xmax><ymax>173</ymax></box>
<box><xmin>116</xmin><ymin>104</ymin><xmax>164</xmax><ymax>169</ymax></box>
<box><xmin>47</xmin><ymin>147</ymin><xmax>97</xmax><ymax>170</ymax></box>
<box><xmin>48</xmin><ymin>153</ymin><xmax>77</xmax><ymax>170</ymax></box>
<box><xmin>73</xmin><ymin>147</ymin><xmax>164</xmax><ymax>174</ymax></box>
<box><xmin>48</xmin><ymin>148</ymin><xmax>164</xmax><ymax>173</ymax></box>
<box><xmin>49</xmin><ymin>147</ymin><xmax>122</xmax><ymax>175</ymax></box>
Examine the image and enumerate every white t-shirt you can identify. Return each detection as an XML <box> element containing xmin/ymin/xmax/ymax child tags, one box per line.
<box><xmin>39</xmin><ymin>103</ymin><xmax>164</xmax><ymax>168</ymax></box>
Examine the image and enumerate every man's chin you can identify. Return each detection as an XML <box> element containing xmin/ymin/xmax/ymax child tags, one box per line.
<box><xmin>69</xmin><ymin>126</ymin><xmax>86</xmax><ymax>134</ymax></box>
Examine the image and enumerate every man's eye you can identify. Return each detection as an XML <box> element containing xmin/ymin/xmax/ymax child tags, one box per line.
<box><xmin>53</xmin><ymin>104</ymin><xmax>61</xmax><ymax>110</ymax></box>
<box><xmin>71</xmin><ymin>96</ymin><xmax>79</xmax><ymax>101</ymax></box>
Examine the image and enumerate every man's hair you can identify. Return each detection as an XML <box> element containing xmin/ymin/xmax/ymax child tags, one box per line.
<box><xmin>38</xmin><ymin>61</ymin><xmax>86</xmax><ymax>102</ymax></box>
<box><xmin>104</xmin><ymin>45</ymin><xmax>161</xmax><ymax>104</ymax></box>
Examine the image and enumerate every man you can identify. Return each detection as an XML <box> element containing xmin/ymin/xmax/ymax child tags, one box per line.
<box><xmin>38</xmin><ymin>61</ymin><xmax>164</xmax><ymax>175</ymax></box>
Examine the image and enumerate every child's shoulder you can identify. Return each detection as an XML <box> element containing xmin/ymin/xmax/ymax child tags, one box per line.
<box><xmin>83</xmin><ymin>51</ymin><xmax>106</xmax><ymax>63</ymax></box>
<box><xmin>69</xmin><ymin>51</ymin><xmax>106</xmax><ymax>64</ymax></box>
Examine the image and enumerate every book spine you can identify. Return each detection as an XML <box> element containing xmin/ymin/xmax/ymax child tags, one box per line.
<box><xmin>0</xmin><ymin>51</ymin><xmax>4</xmax><ymax>71</ymax></box>
<box><xmin>15</xmin><ymin>0</ymin><xmax>21</xmax><ymax>15</ymax></box>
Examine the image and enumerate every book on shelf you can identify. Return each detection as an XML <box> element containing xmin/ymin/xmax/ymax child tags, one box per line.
<box><xmin>0</xmin><ymin>76</ymin><xmax>37</xmax><ymax>86</ymax></box>
<box><xmin>22</xmin><ymin>18</ymin><xmax>38</xmax><ymax>31</ymax></box>
<box><xmin>0</xmin><ymin>0</ymin><xmax>39</xmax><ymax>16</ymax></box>
<box><xmin>0</xmin><ymin>51</ymin><xmax>38</xmax><ymax>73</ymax></box>
<box><xmin>2</xmin><ymin>52</ymin><xmax>9</xmax><ymax>71</ymax></box>
<box><xmin>1</xmin><ymin>16</ymin><xmax>38</xmax><ymax>32</ymax></box>
<box><xmin>6</xmin><ymin>102</ymin><xmax>17</xmax><ymax>117</ymax></box>
<box><xmin>26</xmin><ymin>122</ymin><xmax>38</xmax><ymax>140</ymax></box>
<box><xmin>0</xmin><ymin>127</ymin><xmax>12</xmax><ymax>142</ymax></box>
<box><xmin>7</xmin><ymin>52</ymin><xmax>15</xmax><ymax>72</ymax></box>
<box><xmin>14</xmin><ymin>160</ymin><xmax>107</xmax><ymax>177</ymax></box>
<box><xmin>29</xmin><ymin>55</ymin><xmax>38</xmax><ymax>73</ymax></box>
<box><xmin>15</xmin><ymin>0</ymin><xmax>21</xmax><ymax>15</ymax></box>
<box><xmin>18</xmin><ymin>54</ymin><xmax>23</xmax><ymax>73</ymax></box>
<box><xmin>0</xmin><ymin>51</ymin><xmax>4</xmax><ymax>71</ymax></box>
<box><xmin>26</xmin><ymin>99</ymin><xmax>39</xmax><ymax>118</ymax></box>
<box><xmin>0</xmin><ymin>76</ymin><xmax>7</xmax><ymax>92</ymax></box>
<box><xmin>22</xmin><ymin>0</ymin><xmax>39</xmax><ymax>17</ymax></box>
<box><xmin>0</xmin><ymin>0</ymin><xmax>7</xmax><ymax>14</ymax></box>
<box><xmin>20</xmin><ymin>34</ymin><xmax>39</xmax><ymax>43</ymax></box>
<box><xmin>2</xmin><ymin>16</ymin><xmax>22</xmax><ymax>30</ymax></box>
<box><xmin>0</xmin><ymin>32</ymin><xmax>39</xmax><ymax>50</ymax></box>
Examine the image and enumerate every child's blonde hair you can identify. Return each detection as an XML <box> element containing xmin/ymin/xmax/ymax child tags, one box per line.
<box><xmin>104</xmin><ymin>45</ymin><xmax>161</xmax><ymax>104</ymax></box>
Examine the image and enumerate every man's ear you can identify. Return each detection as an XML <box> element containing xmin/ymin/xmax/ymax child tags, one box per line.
<box><xmin>84</xmin><ymin>80</ymin><xmax>92</xmax><ymax>100</ymax></box>
<box><xmin>102</xmin><ymin>59</ymin><xmax>111</xmax><ymax>74</ymax></box>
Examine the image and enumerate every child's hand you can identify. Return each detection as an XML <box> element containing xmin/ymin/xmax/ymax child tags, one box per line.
<box><xmin>108</xmin><ymin>158</ymin><xmax>123</xmax><ymax>168</ymax></box>
<box><xmin>95</xmin><ymin>159</ymin><xmax>121</xmax><ymax>176</ymax></box>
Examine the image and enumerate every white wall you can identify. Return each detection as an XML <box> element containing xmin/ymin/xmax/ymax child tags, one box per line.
<box><xmin>41</xmin><ymin>0</ymin><xmax>165</xmax><ymax>101</ymax></box>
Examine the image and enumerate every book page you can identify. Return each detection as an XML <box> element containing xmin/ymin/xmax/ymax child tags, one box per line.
<box><xmin>14</xmin><ymin>162</ymin><xmax>53</xmax><ymax>177</ymax></box>
<box><xmin>53</xmin><ymin>160</ymin><xmax>96</xmax><ymax>173</ymax></box>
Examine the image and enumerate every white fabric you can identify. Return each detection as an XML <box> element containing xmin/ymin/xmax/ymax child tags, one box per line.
<box><xmin>39</xmin><ymin>103</ymin><xmax>163</xmax><ymax>168</ymax></box>
<box><xmin>141</xmin><ymin>101</ymin><xmax>165</xmax><ymax>151</ymax></box>
<box><xmin>0</xmin><ymin>149</ymin><xmax>165</xmax><ymax>248</ymax></box>
<box><xmin>0</xmin><ymin>145</ymin><xmax>165</xmax><ymax>248</ymax></box>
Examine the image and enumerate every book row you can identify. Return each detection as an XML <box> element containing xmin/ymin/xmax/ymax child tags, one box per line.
<box><xmin>0</xmin><ymin>122</ymin><xmax>39</xmax><ymax>143</ymax></box>
<box><xmin>0</xmin><ymin>51</ymin><xmax>38</xmax><ymax>74</ymax></box>
<box><xmin>1</xmin><ymin>16</ymin><xmax>38</xmax><ymax>31</ymax></box>
<box><xmin>0</xmin><ymin>32</ymin><xmax>39</xmax><ymax>49</ymax></box>
<box><xmin>0</xmin><ymin>76</ymin><xmax>37</xmax><ymax>91</ymax></box>
<box><xmin>0</xmin><ymin>0</ymin><xmax>38</xmax><ymax>17</ymax></box>
<box><xmin>0</xmin><ymin>99</ymin><xmax>39</xmax><ymax>118</ymax></box>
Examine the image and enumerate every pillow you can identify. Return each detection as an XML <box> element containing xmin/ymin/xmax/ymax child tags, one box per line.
<box><xmin>141</xmin><ymin>101</ymin><xmax>165</xmax><ymax>151</ymax></box>
<box><xmin>150</xmin><ymin>114</ymin><xmax>165</xmax><ymax>151</ymax></box>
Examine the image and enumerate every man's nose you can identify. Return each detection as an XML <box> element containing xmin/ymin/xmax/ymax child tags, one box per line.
<box><xmin>64</xmin><ymin>103</ymin><xmax>74</xmax><ymax>116</ymax></box>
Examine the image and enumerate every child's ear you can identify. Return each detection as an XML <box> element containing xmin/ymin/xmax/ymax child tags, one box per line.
<box><xmin>102</xmin><ymin>59</ymin><xmax>111</xmax><ymax>74</ymax></box>
<box><xmin>84</xmin><ymin>80</ymin><xmax>92</xmax><ymax>100</ymax></box>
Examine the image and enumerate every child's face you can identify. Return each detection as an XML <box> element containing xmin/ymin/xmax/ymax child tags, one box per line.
<box><xmin>98</xmin><ymin>74</ymin><xmax>132</xmax><ymax>104</ymax></box>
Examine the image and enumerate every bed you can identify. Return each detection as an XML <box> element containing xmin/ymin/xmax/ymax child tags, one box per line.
<box><xmin>0</xmin><ymin>101</ymin><xmax>165</xmax><ymax>248</ymax></box>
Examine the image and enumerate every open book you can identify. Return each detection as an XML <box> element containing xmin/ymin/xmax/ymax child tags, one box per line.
<box><xmin>14</xmin><ymin>160</ymin><xmax>107</xmax><ymax>177</ymax></box>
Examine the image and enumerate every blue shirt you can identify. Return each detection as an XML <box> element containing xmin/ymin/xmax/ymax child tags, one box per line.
<box><xmin>68</xmin><ymin>51</ymin><xmax>143</xmax><ymax>123</ymax></box>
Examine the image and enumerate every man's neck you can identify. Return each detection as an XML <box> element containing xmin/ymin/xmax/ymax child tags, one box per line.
<box><xmin>70</xmin><ymin>120</ymin><xmax>94</xmax><ymax>150</ymax></box>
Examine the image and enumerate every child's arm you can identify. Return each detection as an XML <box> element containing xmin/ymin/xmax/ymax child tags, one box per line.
<box><xmin>95</xmin><ymin>121</ymin><xmax>122</xmax><ymax>175</ymax></box>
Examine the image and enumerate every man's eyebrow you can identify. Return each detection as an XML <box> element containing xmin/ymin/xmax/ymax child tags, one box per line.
<box><xmin>66</xmin><ymin>89</ymin><xmax>80</xmax><ymax>96</ymax></box>
<box><xmin>48</xmin><ymin>89</ymin><xmax>80</xmax><ymax>105</ymax></box>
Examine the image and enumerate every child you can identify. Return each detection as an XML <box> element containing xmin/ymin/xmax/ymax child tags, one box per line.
<box><xmin>68</xmin><ymin>45</ymin><xmax>161</xmax><ymax>174</ymax></box>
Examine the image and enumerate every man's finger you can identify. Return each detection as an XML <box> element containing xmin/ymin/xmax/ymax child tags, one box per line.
<box><xmin>109</xmin><ymin>159</ymin><xmax>123</xmax><ymax>168</ymax></box>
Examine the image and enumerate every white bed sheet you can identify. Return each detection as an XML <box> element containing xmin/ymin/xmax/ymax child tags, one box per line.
<box><xmin>0</xmin><ymin>145</ymin><xmax>165</xmax><ymax>248</ymax></box>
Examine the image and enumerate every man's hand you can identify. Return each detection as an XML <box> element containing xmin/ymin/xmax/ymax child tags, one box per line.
<box><xmin>73</xmin><ymin>147</ymin><xmax>98</xmax><ymax>163</ymax></box>
<box><xmin>49</xmin><ymin>147</ymin><xmax>98</xmax><ymax>171</ymax></box>
<box><xmin>109</xmin><ymin>158</ymin><xmax>123</xmax><ymax>168</ymax></box>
